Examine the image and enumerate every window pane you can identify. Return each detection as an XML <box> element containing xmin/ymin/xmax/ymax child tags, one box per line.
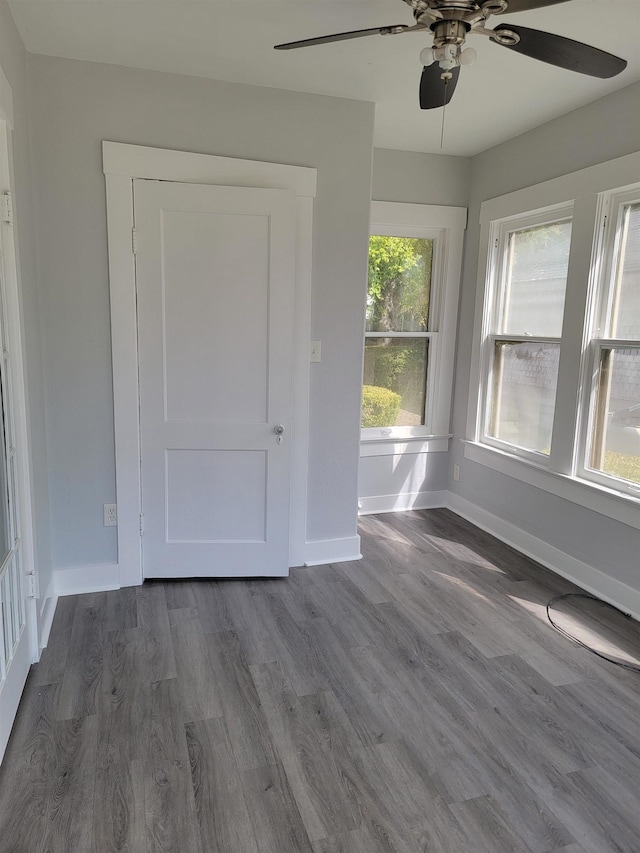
<box><xmin>501</xmin><ymin>220</ymin><xmax>571</xmax><ymax>337</ymax></box>
<box><xmin>609</xmin><ymin>203</ymin><xmax>640</xmax><ymax>340</ymax></box>
<box><xmin>589</xmin><ymin>348</ymin><xmax>640</xmax><ymax>485</ymax></box>
<box><xmin>0</xmin><ymin>386</ymin><xmax>10</xmax><ymax>566</ymax></box>
<box><xmin>366</xmin><ymin>236</ymin><xmax>433</xmax><ymax>333</ymax></box>
<box><xmin>362</xmin><ymin>338</ymin><xmax>428</xmax><ymax>427</ymax></box>
<box><xmin>488</xmin><ymin>341</ymin><xmax>560</xmax><ymax>453</ymax></box>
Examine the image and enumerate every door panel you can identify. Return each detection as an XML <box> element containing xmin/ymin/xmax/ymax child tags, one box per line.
<box><xmin>134</xmin><ymin>180</ymin><xmax>296</xmax><ymax>578</ymax></box>
<box><xmin>165</xmin><ymin>449</ymin><xmax>267</xmax><ymax>543</ymax></box>
<box><xmin>161</xmin><ymin>210</ymin><xmax>269</xmax><ymax>423</ymax></box>
<box><xmin>0</xmin><ymin>234</ymin><xmax>31</xmax><ymax>763</ymax></box>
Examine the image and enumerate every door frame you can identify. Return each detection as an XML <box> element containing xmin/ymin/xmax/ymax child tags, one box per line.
<box><xmin>103</xmin><ymin>142</ymin><xmax>316</xmax><ymax>587</ymax></box>
<box><xmin>0</xmin><ymin>67</ymin><xmax>39</xmax><ymax>761</ymax></box>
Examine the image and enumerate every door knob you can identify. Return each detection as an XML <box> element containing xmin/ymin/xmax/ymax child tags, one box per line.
<box><xmin>274</xmin><ymin>424</ymin><xmax>285</xmax><ymax>444</ymax></box>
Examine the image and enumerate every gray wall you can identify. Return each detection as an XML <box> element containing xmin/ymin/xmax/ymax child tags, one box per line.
<box><xmin>7</xmin><ymin>18</ymin><xmax>640</xmax><ymax>595</ymax></box>
<box><xmin>359</xmin><ymin>148</ymin><xmax>469</xmax><ymax>507</ymax></box>
<box><xmin>0</xmin><ymin>1</ymin><xmax>52</xmax><ymax>604</ymax></box>
<box><xmin>27</xmin><ymin>53</ymin><xmax>375</xmax><ymax>569</ymax></box>
<box><xmin>372</xmin><ymin>148</ymin><xmax>470</xmax><ymax>208</ymax></box>
<box><xmin>451</xmin><ymin>82</ymin><xmax>640</xmax><ymax>590</ymax></box>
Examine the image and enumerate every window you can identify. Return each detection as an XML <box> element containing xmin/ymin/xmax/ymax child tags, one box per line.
<box><xmin>469</xmin><ymin>164</ymin><xmax>640</xmax><ymax>517</ymax></box>
<box><xmin>363</xmin><ymin>236</ymin><xmax>433</xmax><ymax>428</ymax></box>
<box><xmin>484</xmin><ymin>209</ymin><xmax>572</xmax><ymax>458</ymax></box>
<box><xmin>581</xmin><ymin>191</ymin><xmax>640</xmax><ymax>490</ymax></box>
<box><xmin>361</xmin><ymin>202</ymin><xmax>465</xmax><ymax>444</ymax></box>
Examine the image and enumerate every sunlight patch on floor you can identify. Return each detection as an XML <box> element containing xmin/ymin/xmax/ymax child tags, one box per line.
<box><xmin>507</xmin><ymin>594</ymin><xmax>548</xmax><ymax>621</ymax></box>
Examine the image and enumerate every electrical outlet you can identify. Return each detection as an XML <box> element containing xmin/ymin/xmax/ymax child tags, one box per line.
<box><xmin>104</xmin><ymin>503</ymin><xmax>118</xmax><ymax>527</ymax></box>
<box><xmin>453</xmin><ymin>464</ymin><xmax>460</xmax><ymax>482</ymax></box>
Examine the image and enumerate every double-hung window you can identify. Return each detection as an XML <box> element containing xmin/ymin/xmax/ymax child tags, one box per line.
<box><xmin>468</xmin><ymin>156</ymin><xmax>640</xmax><ymax>521</ymax></box>
<box><xmin>581</xmin><ymin>190</ymin><xmax>640</xmax><ymax>490</ymax></box>
<box><xmin>361</xmin><ymin>202</ymin><xmax>465</xmax><ymax>444</ymax></box>
<box><xmin>482</xmin><ymin>205</ymin><xmax>573</xmax><ymax>459</ymax></box>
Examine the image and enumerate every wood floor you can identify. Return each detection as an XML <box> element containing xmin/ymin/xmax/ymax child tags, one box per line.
<box><xmin>1</xmin><ymin>509</ymin><xmax>639</xmax><ymax>853</ymax></box>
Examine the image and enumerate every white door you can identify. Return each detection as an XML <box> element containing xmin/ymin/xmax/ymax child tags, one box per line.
<box><xmin>134</xmin><ymin>179</ymin><xmax>296</xmax><ymax>578</ymax></box>
<box><xmin>0</xmin><ymin>194</ymin><xmax>35</xmax><ymax>762</ymax></box>
<box><xmin>0</xmin><ymin>111</ymin><xmax>37</xmax><ymax>763</ymax></box>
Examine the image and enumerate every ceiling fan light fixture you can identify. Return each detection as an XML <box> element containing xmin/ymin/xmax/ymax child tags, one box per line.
<box><xmin>460</xmin><ymin>46</ymin><xmax>478</xmax><ymax>65</ymax></box>
<box><xmin>420</xmin><ymin>42</ymin><xmax>466</xmax><ymax>69</ymax></box>
<box><xmin>419</xmin><ymin>46</ymin><xmax>437</xmax><ymax>66</ymax></box>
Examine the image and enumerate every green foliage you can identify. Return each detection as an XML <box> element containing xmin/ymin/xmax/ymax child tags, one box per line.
<box><xmin>367</xmin><ymin>236</ymin><xmax>432</xmax><ymax>332</ymax></box>
<box><xmin>368</xmin><ymin>343</ymin><xmax>409</xmax><ymax>386</ymax></box>
<box><xmin>363</xmin><ymin>236</ymin><xmax>432</xmax><ymax>426</ymax></box>
<box><xmin>361</xmin><ymin>384</ymin><xmax>401</xmax><ymax>428</ymax></box>
<box><xmin>363</xmin><ymin>339</ymin><xmax>428</xmax><ymax>425</ymax></box>
<box><xmin>602</xmin><ymin>451</ymin><xmax>640</xmax><ymax>485</ymax></box>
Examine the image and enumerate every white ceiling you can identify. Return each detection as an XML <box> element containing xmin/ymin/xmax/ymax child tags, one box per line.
<box><xmin>8</xmin><ymin>0</ymin><xmax>640</xmax><ymax>156</ymax></box>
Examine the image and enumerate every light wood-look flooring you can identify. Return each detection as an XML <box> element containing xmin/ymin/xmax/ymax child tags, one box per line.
<box><xmin>1</xmin><ymin>509</ymin><xmax>639</xmax><ymax>852</ymax></box>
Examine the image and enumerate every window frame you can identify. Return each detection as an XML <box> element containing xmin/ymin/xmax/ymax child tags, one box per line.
<box><xmin>479</xmin><ymin>203</ymin><xmax>574</xmax><ymax>465</ymax></box>
<box><xmin>361</xmin><ymin>201</ymin><xmax>465</xmax><ymax>445</ymax></box>
<box><xmin>466</xmin><ymin>152</ymin><xmax>640</xmax><ymax>527</ymax></box>
<box><xmin>577</xmin><ymin>187</ymin><xmax>640</xmax><ymax>493</ymax></box>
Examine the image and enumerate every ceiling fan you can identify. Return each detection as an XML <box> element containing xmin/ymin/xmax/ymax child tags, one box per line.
<box><xmin>274</xmin><ymin>0</ymin><xmax>627</xmax><ymax>110</ymax></box>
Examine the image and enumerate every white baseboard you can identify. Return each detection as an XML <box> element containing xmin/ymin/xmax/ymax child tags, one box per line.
<box><xmin>54</xmin><ymin>563</ymin><xmax>120</xmax><ymax>597</ymax></box>
<box><xmin>447</xmin><ymin>492</ymin><xmax>640</xmax><ymax>621</ymax></box>
<box><xmin>37</xmin><ymin>574</ymin><xmax>58</xmax><ymax>651</ymax></box>
<box><xmin>303</xmin><ymin>535</ymin><xmax>362</xmax><ymax>567</ymax></box>
<box><xmin>358</xmin><ymin>490</ymin><xmax>447</xmax><ymax>516</ymax></box>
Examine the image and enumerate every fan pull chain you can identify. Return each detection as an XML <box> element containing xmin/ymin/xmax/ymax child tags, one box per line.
<box><xmin>440</xmin><ymin>70</ymin><xmax>452</xmax><ymax>149</ymax></box>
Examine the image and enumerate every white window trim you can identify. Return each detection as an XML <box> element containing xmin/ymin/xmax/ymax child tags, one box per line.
<box><xmin>466</xmin><ymin>151</ymin><xmax>640</xmax><ymax>527</ymax></box>
<box><xmin>576</xmin><ymin>187</ymin><xmax>640</xmax><ymax>492</ymax></box>
<box><xmin>478</xmin><ymin>202</ymin><xmax>573</xmax><ymax>466</ymax></box>
<box><xmin>362</xmin><ymin>201</ymin><xmax>466</xmax><ymax>447</ymax></box>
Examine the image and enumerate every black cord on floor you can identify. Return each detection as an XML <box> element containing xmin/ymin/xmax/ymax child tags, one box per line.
<box><xmin>546</xmin><ymin>592</ymin><xmax>640</xmax><ymax>673</ymax></box>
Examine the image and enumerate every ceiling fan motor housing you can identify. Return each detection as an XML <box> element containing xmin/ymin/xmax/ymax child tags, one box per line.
<box><xmin>432</xmin><ymin>19</ymin><xmax>470</xmax><ymax>47</ymax></box>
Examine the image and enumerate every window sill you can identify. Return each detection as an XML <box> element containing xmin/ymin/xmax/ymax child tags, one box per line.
<box><xmin>462</xmin><ymin>440</ymin><xmax>640</xmax><ymax>529</ymax></box>
<box><xmin>360</xmin><ymin>434</ymin><xmax>451</xmax><ymax>457</ymax></box>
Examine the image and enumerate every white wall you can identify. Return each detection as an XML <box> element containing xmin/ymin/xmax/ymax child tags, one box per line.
<box><xmin>451</xmin><ymin>83</ymin><xmax>640</xmax><ymax>596</ymax></box>
<box><xmin>0</xmin><ymin>1</ymin><xmax>53</xmax><ymax>623</ymax></box>
<box><xmin>359</xmin><ymin>148</ymin><xmax>469</xmax><ymax>513</ymax></box>
<box><xmin>27</xmin><ymin>53</ymin><xmax>375</xmax><ymax>574</ymax></box>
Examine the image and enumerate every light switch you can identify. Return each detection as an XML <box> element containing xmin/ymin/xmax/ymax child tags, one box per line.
<box><xmin>310</xmin><ymin>341</ymin><xmax>321</xmax><ymax>363</ymax></box>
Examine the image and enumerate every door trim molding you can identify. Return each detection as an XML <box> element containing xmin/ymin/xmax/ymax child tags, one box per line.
<box><xmin>103</xmin><ymin>142</ymin><xmax>316</xmax><ymax>587</ymax></box>
<box><xmin>303</xmin><ymin>536</ymin><xmax>362</xmax><ymax>568</ymax></box>
<box><xmin>103</xmin><ymin>142</ymin><xmax>317</xmax><ymax>197</ymax></box>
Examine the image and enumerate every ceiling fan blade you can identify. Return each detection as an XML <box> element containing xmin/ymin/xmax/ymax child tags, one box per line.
<box><xmin>491</xmin><ymin>25</ymin><xmax>627</xmax><ymax>78</ymax></box>
<box><xmin>419</xmin><ymin>64</ymin><xmax>460</xmax><ymax>110</ymax></box>
<box><xmin>275</xmin><ymin>25</ymin><xmax>411</xmax><ymax>50</ymax></box>
<box><xmin>500</xmin><ymin>0</ymin><xmax>571</xmax><ymax>12</ymax></box>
